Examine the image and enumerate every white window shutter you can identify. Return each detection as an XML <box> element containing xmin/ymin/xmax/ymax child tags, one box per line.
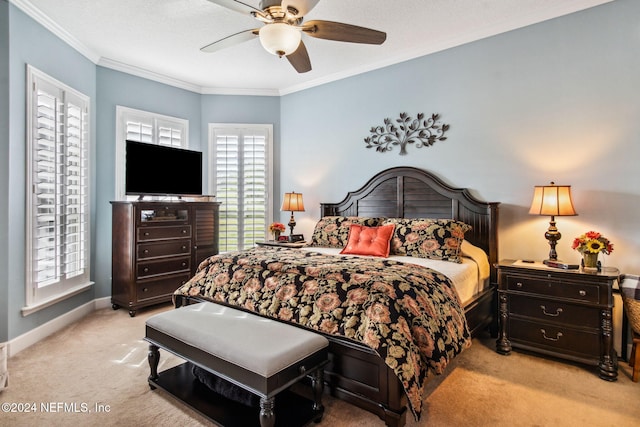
<box><xmin>115</xmin><ymin>107</ymin><xmax>189</xmax><ymax>200</ymax></box>
<box><xmin>26</xmin><ymin>65</ymin><xmax>92</xmax><ymax>309</ymax></box>
<box><xmin>212</xmin><ymin>126</ymin><xmax>272</xmax><ymax>252</ymax></box>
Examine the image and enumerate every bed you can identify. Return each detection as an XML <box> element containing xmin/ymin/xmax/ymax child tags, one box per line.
<box><xmin>173</xmin><ymin>166</ymin><xmax>499</xmax><ymax>427</ymax></box>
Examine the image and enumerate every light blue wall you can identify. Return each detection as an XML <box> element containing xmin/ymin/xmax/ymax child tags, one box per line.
<box><xmin>91</xmin><ymin>74</ymin><xmax>281</xmax><ymax>300</ymax></box>
<box><xmin>1</xmin><ymin>6</ymin><xmax>282</xmax><ymax>339</ymax></box>
<box><xmin>200</xmin><ymin>94</ymin><xmax>282</xmax><ymax>203</ymax></box>
<box><xmin>4</xmin><ymin>0</ymin><xmax>640</xmax><ymax>342</ymax></box>
<box><xmin>94</xmin><ymin>67</ymin><xmax>203</xmax><ymax>299</ymax></box>
<box><xmin>0</xmin><ymin>0</ymin><xmax>10</xmax><ymax>343</ymax></box>
<box><xmin>6</xmin><ymin>4</ymin><xmax>97</xmax><ymax>338</ymax></box>
<box><xmin>281</xmin><ymin>0</ymin><xmax>640</xmax><ymax>274</ymax></box>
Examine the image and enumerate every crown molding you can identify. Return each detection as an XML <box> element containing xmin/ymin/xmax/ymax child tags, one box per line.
<box><xmin>12</xmin><ymin>0</ymin><xmax>613</xmax><ymax>97</ymax></box>
<box><xmin>10</xmin><ymin>0</ymin><xmax>101</xmax><ymax>64</ymax></box>
<box><xmin>96</xmin><ymin>57</ymin><xmax>204</xmax><ymax>94</ymax></box>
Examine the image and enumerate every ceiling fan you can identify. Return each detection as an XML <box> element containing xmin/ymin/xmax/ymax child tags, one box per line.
<box><xmin>201</xmin><ymin>0</ymin><xmax>387</xmax><ymax>73</ymax></box>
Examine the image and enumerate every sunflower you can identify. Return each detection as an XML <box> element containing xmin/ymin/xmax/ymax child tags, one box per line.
<box><xmin>572</xmin><ymin>231</ymin><xmax>614</xmax><ymax>255</ymax></box>
<box><xmin>586</xmin><ymin>239</ymin><xmax>605</xmax><ymax>254</ymax></box>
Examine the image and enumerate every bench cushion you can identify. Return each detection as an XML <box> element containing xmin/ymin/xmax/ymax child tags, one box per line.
<box><xmin>146</xmin><ymin>302</ymin><xmax>328</xmax><ymax>377</ymax></box>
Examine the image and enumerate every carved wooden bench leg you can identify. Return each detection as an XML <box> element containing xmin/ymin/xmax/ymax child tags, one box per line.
<box><xmin>259</xmin><ymin>396</ymin><xmax>275</xmax><ymax>427</ymax></box>
<box><xmin>311</xmin><ymin>368</ymin><xmax>325</xmax><ymax>422</ymax></box>
<box><xmin>148</xmin><ymin>344</ymin><xmax>159</xmax><ymax>389</ymax></box>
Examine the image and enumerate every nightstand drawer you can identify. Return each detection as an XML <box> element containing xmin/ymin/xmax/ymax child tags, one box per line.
<box><xmin>509</xmin><ymin>318</ymin><xmax>599</xmax><ymax>357</ymax></box>
<box><xmin>506</xmin><ymin>275</ymin><xmax>599</xmax><ymax>303</ymax></box>
<box><xmin>509</xmin><ymin>295</ymin><xmax>600</xmax><ymax>329</ymax></box>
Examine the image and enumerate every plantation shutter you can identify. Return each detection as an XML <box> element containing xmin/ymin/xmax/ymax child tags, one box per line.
<box><xmin>213</xmin><ymin>127</ymin><xmax>270</xmax><ymax>252</ymax></box>
<box><xmin>157</xmin><ymin>119</ymin><xmax>183</xmax><ymax>147</ymax></box>
<box><xmin>124</xmin><ymin>116</ymin><xmax>184</xmax><ymax>148</ymax></box>
<box><xmin>27</xmin><ymin>66</ymin><xmax>91</xmax><ymax>308</ymax></box>
<box><xmin>115</xmin><ymin>106</ymin><xmax>189</xmax><ymax>200</ymax></box>
<box><xmin>125</xmin><ymin>120</ymin><xmax>152</xmax><ymax>143</ymax></box>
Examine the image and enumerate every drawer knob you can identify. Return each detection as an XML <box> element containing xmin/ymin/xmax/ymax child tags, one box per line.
<box><xmin>579</xmin><ymin>290</ymin><xmax>587</xmax><ymax>297</ymax></box>
<box><xmin>144</xmin><ymin>232</ymin><xmax>150</xmax><ymax>236</ymax></box>
<box><xmin>299</xmin><ymin>365</ymin><xmax>307</xmax><ymax>374</ymax></box>
<box><xmin>143</xmin><ymin>249</ymin><xmax>149</xmax><ymax>254</ymax></box>
<box><xmin>182</xmin><ymin>229</ymin><xmax>187</xmax><ymax>234</ymax></box>
<box><xmin>143</xmin><ymin>287</ymin><xmax>148</xmax><ymax>292</ymax></box>
<box><xmin>540</xmin><ymin>305</ymin><xmax>563</xmax><ymax>317</ymax></box>
<box><xmin>516</xmin><ymin>282</ymin><xmax>523</xmax><ymax>288</ymax></box>
<box><xmin>181</xmin><ymin>262</ymin><xmax>186</xmax><ymax>267</ymax></box>
<box><xmin>143</xmin><ymin>267</ymin><xmax>149</xmax><ymax>273</ymax></box>
<box><xmin>181</xmin><ymin>245</ymin><xmax>187</xmax><ymax>250</ymax></box>
<box><xmin>540</xmin><ymin>329</ymin><xmax>563</xmax><ymax>342</ymax></box>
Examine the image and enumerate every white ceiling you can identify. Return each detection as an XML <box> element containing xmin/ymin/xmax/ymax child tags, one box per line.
<box><xmin>15</xmin><ymin>0</ymin><xmax>612</xmax><ymax>95</ymax></box>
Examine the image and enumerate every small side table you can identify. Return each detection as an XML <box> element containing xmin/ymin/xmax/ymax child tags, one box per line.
<box><xmin>496</xmin><ymin>259</ymin><xmax>620</xmax><ymax>381</ymax></box>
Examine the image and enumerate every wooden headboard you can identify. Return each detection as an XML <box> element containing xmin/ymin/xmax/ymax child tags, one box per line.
<box><xmin>320</xmin><ymin>166</ymin><xmax>500</xmax><ymax>281</ymax></box>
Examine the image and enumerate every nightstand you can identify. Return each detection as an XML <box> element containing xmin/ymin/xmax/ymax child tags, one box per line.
<box><xmin>496</xmin><ymin>260</ymin><xmax>619</xmax><ymax>381</ymax></box>
<box><xmin>256</xmin><ymin>240</ymin><xmax>307</xmax><ymax>248</ymax></box>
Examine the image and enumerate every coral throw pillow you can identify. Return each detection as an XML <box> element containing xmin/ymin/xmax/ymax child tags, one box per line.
<box><xmin>340</xmin><ymin>224</ymin><xmax>395</xmax><ymax>258</ymax></box>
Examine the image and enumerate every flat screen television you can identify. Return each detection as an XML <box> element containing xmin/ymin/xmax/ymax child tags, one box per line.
<box><xmin>125</xmin><ymin>140</ymin><xmax>203</xmax><ymax>198</ymax></box>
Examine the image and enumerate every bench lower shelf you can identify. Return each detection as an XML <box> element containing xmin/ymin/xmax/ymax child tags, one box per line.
<box><xmin>150</xmin><ymin>362</ymin><xmax>323</xmax><ymax>427</ymax></box>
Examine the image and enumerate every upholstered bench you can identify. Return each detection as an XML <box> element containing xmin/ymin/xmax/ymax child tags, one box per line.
<box><xmin>145</xmin><ymin>302</ymin><xmax>329</xmax><ymax>427</ymax></box>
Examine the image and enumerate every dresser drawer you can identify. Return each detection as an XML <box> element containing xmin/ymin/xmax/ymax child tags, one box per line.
<box><xmin>509</xmin><ymin>294</ymin><xmax>600</xmax><ymax>329</ymax></box>
<box><xmin>137</xmin><ymin>225</ymin><xmax>191</xmax><ymax>241</ymax></box>
<box><xmin>509</xmin><ymin>318</ymin><xmax>599</xmax><ymax>358</ymax></box>
<box><xmin>137</xmin><ymin>257</ymin><xmax>191</xmax><ymax>279</ymax></box>
<box><xmin>137</xmin><ymin>273</ymin><xmax>191</xmax><ymax>302</ymax></box>
<box><xmin>506</xmin><ymin>274</ymin><xmax>599</xmax><ymax>303</ymax></box>
<box><xmin>137</xmin><ymin>240</ymin><xmax>191</xmax><ymax>259</ymax></box>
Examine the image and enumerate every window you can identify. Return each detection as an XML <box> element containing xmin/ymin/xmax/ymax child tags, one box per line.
<box><xmin>209</xmin><ymin>124</ymin><xmax>273</xmax><ymax>252</ymax></box>
<box><xmin>25</xmin><ymin>65</ymin><xmax>91</xmax><ymax>313</ymax></box>
<box><xmin>114</xmin><ymin>106</ymin><xmax>189</xmax><ymax>200</ymax></box>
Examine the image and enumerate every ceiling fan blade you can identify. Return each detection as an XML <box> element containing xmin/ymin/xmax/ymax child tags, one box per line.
<box><xmin>205</xmin><ymin>0</ymin><xmax>264</xmax><ymax>17</ymax></box>
<box><xmin>200</xmin><ymin>29</ymin><xmax>259</xmax><ymax>53</ymax></box>
<box><xmin>282</xmin><ymin>0</ymin><xmax>320</xmax><ymax>17</ymax></box>
<box><xmin>302</xmin><ymin>20</ymin><xmax>386</xmax><ymax>45</ymax></box>
<box><xmin>286</xmin><ymin>41</ymin><xmax>312</xmax><ymax>73</ymax></box>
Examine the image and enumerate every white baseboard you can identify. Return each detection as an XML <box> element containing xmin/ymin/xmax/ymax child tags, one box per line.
<box><xmin>7</xmin><ymin>296</ymin><xmax>112</xmax><ymax>358</ymax></box>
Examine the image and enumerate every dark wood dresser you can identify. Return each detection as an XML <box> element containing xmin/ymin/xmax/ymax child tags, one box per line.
<box><xmin>496</xmin><ymin>259</ymin><xmax>619</xmax><ymax>380</ymax></box>
<box><xmin>111</xmin><ymin>201</ymin><xmax>220</xmax><ymax>316</ymax></box>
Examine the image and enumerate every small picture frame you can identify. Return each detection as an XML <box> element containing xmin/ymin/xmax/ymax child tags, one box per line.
<box><xmin>289</xmin><ymin>234</ymin><xmax>304</xmax><ymax>242</ymax></box>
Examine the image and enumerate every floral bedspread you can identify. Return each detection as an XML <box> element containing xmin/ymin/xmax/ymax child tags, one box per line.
<box><xmin>174</xmin><ymin>247</ymin><xmax>471</xmax><ymax>418</ymax></box>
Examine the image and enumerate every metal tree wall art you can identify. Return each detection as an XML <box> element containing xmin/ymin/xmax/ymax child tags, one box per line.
<box><xmin>364</xmin><ymin>112</ymin><xmax>450</xmax><ymax>155</ymax></box>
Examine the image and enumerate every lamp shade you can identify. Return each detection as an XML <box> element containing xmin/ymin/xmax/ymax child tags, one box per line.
<box><xmin>259</xmin><ymin>23</ymin><xmax>301</xmax><ymax>57</ymax></box>
<box><xmin>529</xmin><ymin>183</ymin><xmax>577</xmax><ymax>217</ymax></box>
<box><xmin>281</xmin><ymin>192</ymin><xmax>305</xmax><ymax>212</ymax></box>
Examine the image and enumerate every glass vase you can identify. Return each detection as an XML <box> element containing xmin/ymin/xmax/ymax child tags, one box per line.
<box><xmin>273</xmin><ymin>231</ymin><xmax>280</xmax><ymax>241</ymax></box>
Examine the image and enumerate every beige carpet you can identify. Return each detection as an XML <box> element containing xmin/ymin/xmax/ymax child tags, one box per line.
<box><xmin>2</xmin><ymin>303</ymin><xmax>639</xmax><ymax>427</ymax></box>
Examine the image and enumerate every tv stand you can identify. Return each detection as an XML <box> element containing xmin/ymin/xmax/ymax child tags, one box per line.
<box><xmin>110</xmin><ymin>200</ymin><xmax>220</xmax><ymax>316</ymax></box>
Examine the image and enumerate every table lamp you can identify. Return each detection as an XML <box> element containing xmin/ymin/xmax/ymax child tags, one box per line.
<box><xmin>529</xmin><ymin>182</ymin><xmax>577</xmax><ymax>264</ymax></box>
<box><xmin>281</xmin><ymin>192</ymin><xmax>305</xmax><ymax>240</ymax></box>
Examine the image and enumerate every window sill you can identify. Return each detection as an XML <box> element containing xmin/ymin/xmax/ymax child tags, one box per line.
<box><xmin>21</xmin><ymin>282</ymin><xmax>94</xmax><ymax>317</ymax></box>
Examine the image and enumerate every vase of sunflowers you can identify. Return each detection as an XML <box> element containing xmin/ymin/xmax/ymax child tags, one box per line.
<box><xmin>572</xmin><ymin>231</ymin><xmax>614</xmax><ymax>270</ymax></box>
<box><xmin>269</xmin><ymin>222</ymin><xmax>285</xmax><ymax>241</ymax></box>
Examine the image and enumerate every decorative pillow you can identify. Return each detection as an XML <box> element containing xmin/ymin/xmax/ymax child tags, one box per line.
<box><xmin>340</xmin><ymin>224</ymin><xmax>395</xmax><ymax>258</ymax></box>
<box><xmin>382</xmin><ymin>218</ymin><xmax>472</xmax><ymax>262</ymax></box>
<box><xmin>309</xmin><ymin>216</ymin><xmax>382</xmax><ymax>248</ymax></box>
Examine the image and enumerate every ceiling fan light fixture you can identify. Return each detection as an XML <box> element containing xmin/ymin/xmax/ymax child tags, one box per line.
<box><xmin>259</xmin><ymin>23</ymin><xmax>301</xmax><ymax>57</ymax></box>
